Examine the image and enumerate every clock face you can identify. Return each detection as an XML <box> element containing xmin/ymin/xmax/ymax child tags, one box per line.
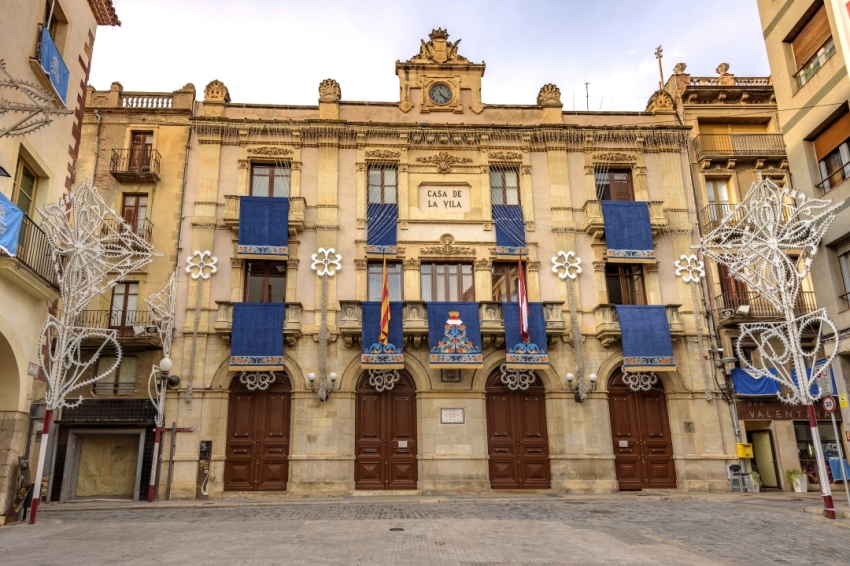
<box><xmin>429</xmin><ymin>83</ymin><xmax>452</xmax><ymax>105</ymax></box>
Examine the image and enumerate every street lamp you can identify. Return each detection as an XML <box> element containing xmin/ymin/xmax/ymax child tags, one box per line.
<box><xmin>566</xmin><ymin>372</ymin><xmax>597</xmax><ymax>402</ymax></box>
<box><xmin>307</xmin><ymin>371</ymin><xmax>338</xmax><ymax>401</ymax></box>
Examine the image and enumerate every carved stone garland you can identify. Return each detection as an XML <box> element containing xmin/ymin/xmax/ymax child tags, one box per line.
<box><xmin>238</xmin><ymin>372</ymin><xmax>278</xmax><ymax>391</ymax></box>
<box><xmin>551</xmin><ymin>251</ymin><xmax>589</xmax><ymax>399</ymax></box>
<box><xmin>368</xmin><ymin>369</ymin><xmax>401</xmax><ymax>392</ymax></box>
<box><xmin>674</xmin><ymin>254</ymin><xmax>712</xmax><ymax>401</ymax></box>
<box><xmin>185</xmin><ymin>250</ymin><xmax>218</xmax><ymax>405</ymax></box>
<box><xmin>500</xmin><ymin>364</ymin><xmax>536</xmax><ymax>391</ymax></box>
<box><xmin>311</xmin><ymin>248</ymin><xmax>342</xmax><ymax>401</ymax></box>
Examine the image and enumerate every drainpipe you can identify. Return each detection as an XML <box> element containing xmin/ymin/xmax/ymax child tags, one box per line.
<box><xmin>92</xmin><ymin>109</ymin><xmax>102</xmax><ymax>181</ymax></box>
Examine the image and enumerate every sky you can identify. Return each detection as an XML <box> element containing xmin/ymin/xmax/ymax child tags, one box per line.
<box><xmin>89</xmin><ymin>0</ymin><xmax>771</xmax><ymax>112</ymax></box>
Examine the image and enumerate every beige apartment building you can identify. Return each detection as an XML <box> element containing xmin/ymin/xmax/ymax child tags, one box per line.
<box><xmin>755</xmin><ymin>0</ymin><xmax>850</xmax><ymax>483</ymax></box>
<box><xmin>144</xmin><ymin>29</ymin><xmax>739</xmax><ymax>500</ymax></box>
<box><xmin>0</xmin><ymin>0</ymin><xmax>119</xmax><ymax>520</ymax></box>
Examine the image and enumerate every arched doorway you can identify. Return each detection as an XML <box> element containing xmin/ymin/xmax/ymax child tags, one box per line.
<box><xmin>0</xmin><ymin>331</ymin><xmax>20</xmax><ymax>411</ymax></box>
<box><xmin>354</xmin><ymin>371</ymin><xmax>417</xmax><ymax>490</ymax></box>
<box><xmin>607</xmin><ymin>369</ymin><xmax>677</xmax><ymax>490</ymax></box>
<box><xmin>224</xmin><ymin>373</ymin><xmax>291</xmax><ymax>491</ymax></box>
<box><xmin>485</xmin><ymin>368</ymin><xmax>551</xmax><ymax>489</ymax></box>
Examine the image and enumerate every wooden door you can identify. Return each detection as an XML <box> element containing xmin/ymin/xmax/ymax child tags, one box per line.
<box><xmin>224</xmin><ymin>376</ymin><xmax>291</xmax><ymax>491</ymax></box>
<box><xmin>121</xmin><ymin>194</ymin><xmax>148</xmax><ymax>235</ymax></box>
<box><xmin>608</xmin><ymin>370</ymin><xmax>676</xmax><ymax>490</ymax></box>
<box><xmin>355</xmin><ymin>372</ymin><xmax>417</xmax><ymax>490</ymax></box>
<box><xmin>486</xmin><ymin>370</ymin><xmax>551</xmax><ymax>489</ymax></box>
<box><xmin>129</xmin><ymin>132</ymin><xmax>152</xmax><ymax>171</ymax></box>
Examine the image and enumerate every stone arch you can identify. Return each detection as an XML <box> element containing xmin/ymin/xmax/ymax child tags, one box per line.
<box><xmin>338</xmin><ymin>352</ymin><xmax>430</xmax><ymax>393</ymax></box>
<box><xmin>0</xmin><ymin>314</ymin><xmax>27</xmax><ymax>412</ymax></box>
<box><xmin>597</xmin><ymin>352</ymin><xmax>684</xmax><ymax>394</ymax></box>
<box><xmin>471</xmin><ymin>349</ymin><xmax>561</xmax><ymax>393</ymax></box>
<box><xmin>355</xmin><ymin>368</ymin><xmax>416</xmax><ymax>391</ymax></box>
<box><xmin>209</xmin><ymin>352</ymin><xmax>304</xmax><ymax>391</ymax></box>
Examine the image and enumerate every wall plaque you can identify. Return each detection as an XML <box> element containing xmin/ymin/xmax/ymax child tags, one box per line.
<box><xmin>418</xmin><ymin>184</ymin><xmax>470</xmax><ymax>214</ymax></box>
<box><xmin>440</xmin><ymin>408</ymin><xmax>465</xmax><ymax>424</ymax></box>
<box><xmin>683</xmin><ymin>421</ymin><xmax>696</xmax><ymax>433</ymax></box>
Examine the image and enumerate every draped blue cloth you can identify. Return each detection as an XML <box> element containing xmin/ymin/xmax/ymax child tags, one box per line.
<box><xmin>791</xmin><ymin>361</ymin><xmax>839</xmax><ymax>397</ymax></box>
<box><xmin>601</xmin><ymin>201</ymin><xmax>655</xmax><ymax>262</ymax></box>
<box><xmin>427</xmin><ymin>302</ymin><xmax>483</xmax><ymax>368</ymax></box>
<box><xmin>238</xmin><ymin>196</ymin><xmax>289</xmax><ymax>259</ymax></box>
<box><xmin>366</xmin><ymin>203</ymin><xmax>398</xmax><ymax>254</ymax></box>
<box><xmin>361</xmin><ymin>301</ymin><xmax>404</xmax><ymax>368</ymax></box>
<box><xmin>230</xmin><ymin>303</ymin><xmax>285</xmax><ymax>371</ymax></box>
<box><xmin>615</xmin><ymin>305</ymin><xmax>675</xmax><ymax>371</ymax></box>
<box><xmin>828</xmin><ymin>458</ymin><xmax>850</xmax><ymax>481</ymax></box>
<box><xmin>503</xmin><ymin>302</ymin><xmax>548</xmax><ymax>368</ymax></box>
<box><xmin>731</xmin><ymin>368</ymin><xmax>780</xmax><ymax>396</ymax></box>
<box><xmin>493</xmin><ymin>205</ymin><xmax>526</xmax><ymax>256</ymax></box>
<box><xmin>39</xmin><ymin>28</ymin><xmax>69</xmax><ymax>103</ymax></box>
<box><xmin>0</xmin><ymin>192</ymin><xmax>24</xmax><ymax>257</ymax></box>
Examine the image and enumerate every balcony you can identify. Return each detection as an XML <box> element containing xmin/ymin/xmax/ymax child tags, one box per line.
<box><xmin>0</xmin><ymin>214</ymin><xmax>59</xmax><ymax>300</ymax></box>
<box><xmin>581</xmin><ymin>199</ymin><xmax>667</xmax><ymax>239</ymax></box>
<box><xmin>693</xmin><ymin>134</ymin><xmax>786</xmax><ymax>162</ymax></box>
<box><xmin>100</xmin><ymin>217</ymin><xmax>154</xmax><ymax>246</ymax></box>
<box><xmin>214</xmin><ymin>301</ymin><xmax>303</xmax><ymax>347</ymax></box>
<box><xmin>110</xmin><ymin>148</ymin><xmax>161</xmax><ymax>183</ymax></box>
<box><xmin>74</xmin><ymin>310</ymin><xmax>160</xmax><ymax>350</ymax></box>
<box><xmin>29</xmin><ymin>26</ymin><xmax>69</xmax><ymax>106</ymax></box>
<box><xmin>593</xmin><ymin>304</ymin><xmax>684</xmax><ymax>348</ymax></box>
<box><xmin>223</xmin><ymin>195</ymin><xmax>306</xmax><ymax>235</ymax></box>
<box><xmin>715</xmin><ymin>291</ymin><xmax>817</xmax><ymax>323</ymax></box>
<box><xmin>700</xmin><ymin>202</ymin><xmax>799</xmax><ymax>234</ymax></box>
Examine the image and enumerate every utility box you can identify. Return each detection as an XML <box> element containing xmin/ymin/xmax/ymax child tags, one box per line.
<box><xmin>736</xmin><ymin>442</ymin><xmax>754</xmax><ymax>459</ymax></box>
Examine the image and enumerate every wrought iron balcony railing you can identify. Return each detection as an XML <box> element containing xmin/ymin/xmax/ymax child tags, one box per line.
<box><xmin>0</xmin><ymin>214</ymin><xmax>58</xmax><ymax>288</ymax></box>
<box><xmin>693</xmin><ymin>134</ymin><xmax>786</xmax><ymax>161</ymax></box>
<box><xmin>75</xmin><ymin>310</ymin><xmax>156</xmax><ymax>338</ymax></box>
<box><xmin>700</xmin><ymin>202</ymin><xmax>798</xmax><ymax>233</ymax></box>
<box><xmin>100</xmin><ymin>217</ymin><xmax>154</xmax><ymax>245</ymax></box>
<box><xmin>109</xmin><ymin>148</ymin><xmax>161</xmax><ymax>182</ymax></box>
<box><xmin>715</xmin><ymin>291</ymin><xmax>817</xmax><ymax>320</ymax></box>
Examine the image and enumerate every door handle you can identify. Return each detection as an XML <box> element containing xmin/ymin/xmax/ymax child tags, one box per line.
<box><xmin>268</xmin><ymin>449</ymin><xmax>284</xmax><ymax>453</ymax></box>
<box><xmin>233</xmin><ymin>449</ymin><xmax>249</xmax><ymax>454</ymax></box>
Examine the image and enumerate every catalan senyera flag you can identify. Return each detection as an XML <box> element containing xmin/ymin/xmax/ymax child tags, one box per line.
<box><xmin>379</xmin><ymin>256</ymin><xmax>390</xmax><ymax>344</ymax></box>
<box><xmin>518</xmin><ymin>257</ymin><xmax>530</xmax><ymax>343</ymax></box>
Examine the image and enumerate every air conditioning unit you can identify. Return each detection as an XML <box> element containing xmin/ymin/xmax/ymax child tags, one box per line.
<box><xmin>720</xmin><ymin>309</ymin><xmax>734</xmax><ymax>319</ymax></box>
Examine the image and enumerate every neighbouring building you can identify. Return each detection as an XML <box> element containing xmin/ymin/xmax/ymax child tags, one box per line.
<box><xmin>152</xmin><ymin>29</ymin><xmax>738</xmax><ymax>499</ymax></box>
<box><xmin>0</xmin><ymin>0</ymin><xmax>119</xmax><ymax>520</ymax></box>
<box><xmin>755</xmin><ymin>0</ymin><xmax>850</xmax><ymax>486</ymax></box>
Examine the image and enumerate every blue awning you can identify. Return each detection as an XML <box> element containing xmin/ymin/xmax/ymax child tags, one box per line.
<box><xmin>493</xmin><ymin>204</ymin><xmax>526</xmax><ymax>256</ymax></box>
<box><xmin>361</xmin><ymin>301</ymin><xmax>404</xmax><ymax>369</ymax></box>
<box><xmin>601</xmin><ymin>201</ymin><xmax>655</xmax><ymax>263</ymax></box>
<box><xmin>504</xmin><ymin>302</ymin><xmax>548</xmax><ymax>369</ymax></box>
<box><xmin>366</xmin><ymin>203</ymin><xmax>398</xmax><ymax>254</ymax></box>
<box><xmin>230</xmin><ymin>303</ymin><xmax>285</xmax><ymax>371</ymax></box>
<box><xmin>237</xmin><ymin>196</ymin><xmax>289</xmax><ymax>259</ymax></box>
<box><xmin>731</xmin><ymin>368</ymin><xmax>780</xmax><ymax>396</ymax></box>
<box><xmin>615</xmin><ymin>305</ymin><xmax>675</xmax><ymax>371</ymax></box>
<box><xmin>428</xmin><ymin>302</ymin><xmax>483</xmax><ymax>369</ymax></box>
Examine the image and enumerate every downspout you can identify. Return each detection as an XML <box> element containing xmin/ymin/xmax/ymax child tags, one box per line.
<box><xmin>92</xmin><ymin>109</ymin><xmax>102</xmax><ymax>180</ymax></box>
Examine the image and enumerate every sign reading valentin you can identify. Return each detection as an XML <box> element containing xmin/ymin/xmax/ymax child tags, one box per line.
<box><xmin>418</xmin><ymin>184</ymin><xmax>470</xmax><ymax>213</ymax></box>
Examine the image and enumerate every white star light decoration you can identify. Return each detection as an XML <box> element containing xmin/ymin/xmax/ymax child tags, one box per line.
<box><xmin>551</xmin><ymin>250</ymin><xmax>582</xmax><ymax>280</ymax></box>
<box><xmin>500</xmin><ymin>364</ymin><xmax>537</xmax><ymax>391</ymax></box>
<box><xmin>674</xmin><ymin>254</ymin><xmax>705</xmax><ymax>283</ymax></box>
<box><xmin>368</xmin><ymin>369</ymin><xmax>401</xmax><ymax>392</ymax></box>
<box><xmin>311</xmin><ymin>247</ymin><xmax>342</xmax><ymax>277</ymax></box>
<box><xmin>186</xmin><ymin>250</ymin><xmax>217</xmax><ymax>280</ymax></box>
<box><xmin>145</xmin><ymin>272</ymin><xmax>178</xmax><ymax>427</ymax></box>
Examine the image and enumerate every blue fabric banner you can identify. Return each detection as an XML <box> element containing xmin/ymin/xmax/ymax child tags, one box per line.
<box><xmin>791</xmin><ymin>360</ymin><xmax>839</xmax><ymax>398</ymax></box>
<box><xmin>39</xmin><ymin>27</ymin><xmax>69</xmax><ymax>104</ymax></box>
<box><xmin>238</xmin><ymin>196</ymin><xmax>289</xmax><ymax>259</ymax></box>
<box><xmin>828</xmin><ymin>458</ymin><xmax>850</xmax><ymax>481</ymax></box>
<box><xmin>427</xmin><ymin>302</ymin><xmax>483</xmax><ymax>369</ymax></box>
<box><xmin>361</xmin><ymin>301</ymin><xmax>404</xmax><ymax>368</ymax></box>
<box><xmin>615</xmin><ymin>305</ymin><xmax>675</xmax><ymax>371</ymax></box>
<box><xmin>503</xmin><ymin>302</ymin><xmax>548</xmax><ymax>368</ymax></box>
<box><xmin>731</xmin><ymin>368</ymin><xmax>780</xmax><ymax>396</ymax></box>
<box><xmin>366</xmin><ymin>203</ymin><xmax>398</xmax><ymax>254</ymax></box>
<box><xmin>493</xmin><ymin>205</ymin><xmax>526</xmax><ymax>256</ymax></box>
<box><xmin>0</xmin><ymin>192</ymin><xmax>24</xmax><ymax>257</ymax></box>
<box><xmin>230</xmin><ymin>303</ymin><xmax>285</xmax><ymax>371</ymax></box>
<box><xmin>601</xmin><ymin>201</ymin><xmax>655</xmax><ymax>262</ymax></box>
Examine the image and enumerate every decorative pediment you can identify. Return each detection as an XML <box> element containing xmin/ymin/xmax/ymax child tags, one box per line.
<box><xmin>416</xmin><ymin>152</ymin><xmax>472</xmax><ymax>173</ymax></box>
<box><xmin>537</xmin><ymin>84</ymin><xmax>562</xmax><ymax>108</ymax></box>
<box><xmin>319</xmin><ymin>78</ymin><xmax>341</xmax><ymax>102</ymax></box>
<box><xmin>406</xmin><ymin>28</ymin><xmax>471</xmax><ymax>65</ymax></box>
<box><xmin>248</xmin><ymin>147</ymin><xmax>293</xmax><ymax>156</ymax></box>
<box><xmin>365</xmin><ymin>149</ymin><xmax>401</xmax><ymax>159</ymax></box>
<box><xmin>204</xmin><ymin>79</ymin><xmax>230</xmax><ymax>103</ymax></box>
<box><xmin>488</xmin><ymin>151</ymin><xmax>522</xmax><ymax>161</ymax></box>
<box><xmin>645</xmin><ymin>89</ymin><xmax>675</xmax><ymax>112</ymax></box>
<box><xmin>420</xmin><ymin>234</ymin><xmax>475</xmax><ymax>256</ymax></box>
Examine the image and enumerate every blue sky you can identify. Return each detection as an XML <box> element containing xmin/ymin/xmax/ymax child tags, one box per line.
<box><xmin>90</xmin><ymin>0</ymin><xmax>770</xmax><ymax>111</ymax></box>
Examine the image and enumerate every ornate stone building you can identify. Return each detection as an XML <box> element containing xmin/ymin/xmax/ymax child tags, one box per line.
<box><xmin>154</xmin><ymin>29</ymin><xmax>737</xmax><ymax>498</ymax></box>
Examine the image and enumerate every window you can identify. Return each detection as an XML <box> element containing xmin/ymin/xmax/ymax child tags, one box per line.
<box><xmin>110</xmin><ymin>282</ymin><xmax>139</xmax><ymax>334</ymax></box>
<box><xmin>705</xmin><ymin>178</ymin><xmax>732</xmax><ymax>221</ymax></box>
<box><xmin>491</xmin><ymin>263</ymin><xmax>519</xmax><ymax>302</ymax></box>
<box><xmin>838</xmin><ymin>248</ymin><xmax>850</xmax><ymax>309</ymax></box>
<box><xmin>489</xmin><ymin>168</ymin><xmax>519</xmax><ymax>205</ymax></box>
<box><xmin>42</xmin><ymin>0</ymin><xmax>67</xmax><ymax>53</ymax></box>
<box><xmin>595</xmin><ymin>169</ymin><xmax>634</xmax><ymax>201</ymax></box>
<box><xmin>12</xmin><ymin>159</ymin><xmax>38</xmax><ymax>216</ymax></box>
<box><xmin>251</xmin><ymin>164</ymin><xmax>290</xmax><ymax>197</ymax></box>
<box><xmin>421</xmin><ymin>263</ymin><xmax>474</xmax><ymax>302</ymax></box>
<box><xmin>368</xmin><ymin>166</ymin><xmax>397</xmax><ymax>204</ymax></box>
<box><xmin>790</xmin><ymin>5</ymin><xmax>834</xmax><ymax>88</ymax></box>
<box><xmin>129</xmin><ymin>131</ymin><xmax>153</xmax><ymax>171</ymax></box>
<box><xmin>245</xmin><ymin>261</ymin><xmax>287</xmax><ymax>303</ymax></box>
<box><xmin>815</xmin><ymin>112</ymin><xmax>850</xmax><ymax>192</ymax></box>
<box><xmin>605</xmin><ymin>264</ymin><xmax>646</xmax><ymax>305</ymax></box>
<box><xmin>367</xmin><ymin>262</ymin><xmax>402</xmax><ymax>301</ymax></box>
<box><xmin>93</xmin><ymin>356</ymin><xmax>137</xmax><ymax>396</ymax></box>
<box><xmin>121</xmin><ymin>194</ymin><xmax>148</xmax><ymax>234</ymax></box>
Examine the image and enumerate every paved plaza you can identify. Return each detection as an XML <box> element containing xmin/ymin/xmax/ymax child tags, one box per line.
<box><xmin>1</xmin><ymin>493</ymin><xmax>849</xmax><ymax>565</ymax></box>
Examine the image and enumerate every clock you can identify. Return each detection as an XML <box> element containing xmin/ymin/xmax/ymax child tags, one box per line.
<box><xmin>428</xmin><ymin>83</ymin><xmax>452</xmax><ymax>105</ymax></box>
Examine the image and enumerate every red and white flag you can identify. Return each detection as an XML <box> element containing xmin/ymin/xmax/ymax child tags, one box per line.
<box><xmin>517</xmin><ymin>257</ymin><xmax>529</xmax><ymax>343</ymax></box>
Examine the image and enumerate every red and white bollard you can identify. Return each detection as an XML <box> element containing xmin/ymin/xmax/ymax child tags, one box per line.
<box><xmin>807</xmin><ymin>404</ymin><xmax>836</xmax><ymax>519</ymax></box>
<box><xmin>147</xmin><ymin>427</ymin><xmax>162</xmax><ymax>502</ymax></box>
<box><xmin>28</xmin><ymin>409</ymin><xmax>53</xmax><ymax>525</ymax></box>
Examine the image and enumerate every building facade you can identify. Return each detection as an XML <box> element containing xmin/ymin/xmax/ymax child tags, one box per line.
<box><xmin>152</xmin><ymin>30</ymin><xmax>738</xmax><ymax>499</ymax></box>
<box><xmin>0</xmin><ymin>0</ymin><xmax>119</xmax><ymax>520</ymax></box>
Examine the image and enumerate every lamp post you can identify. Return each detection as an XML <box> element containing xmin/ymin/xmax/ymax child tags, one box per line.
<box><xmin>148</xmin><ymin>356</ymin><xmax>179</xmax><ymax>502</ymax></box>
<box><xmin>566</xmin><ymin>372</ymin><xmax>597</xmax><ymax>402</ymax></box>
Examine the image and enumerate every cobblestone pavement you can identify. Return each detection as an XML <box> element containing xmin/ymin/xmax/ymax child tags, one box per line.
<box><xmin>1</xmin><ymin>495</ymin><xmax>849</xmax><ymax>565</ymax></box>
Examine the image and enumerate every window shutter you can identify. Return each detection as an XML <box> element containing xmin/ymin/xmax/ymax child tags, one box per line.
<box><xmin>792</xmin><ymin>5</ymin><xmax>831</xmax><ymax>70</ymax></box>
<box><xmin>814</xmin><ymin>111</ymin><xmax>850</xmax><ymax>160</ymax></box>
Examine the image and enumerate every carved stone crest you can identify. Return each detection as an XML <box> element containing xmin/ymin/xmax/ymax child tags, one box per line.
<box><xmin>420</xmin><ymin>234</ymin><xmax>475</xmax><ymax>256</ymax></box>
<box><xmin>716</xmin><ymin>62</ymin><xmax>730</xmax><ymax>75</ymax></box>
<box><xmin>488</xmin><ymin>151</ymin><xmax>522</xmax><ymax>161</ymax></box>
<box><xmin>416</xmin><ymin>152</ymin><xmax>472</xmax><ymax>173</ymax></box>
<box><xmin>319</xmin><ymin>78</ymin><xmax>341</xmax><ymax>102</ymax></box>
<box><xmin>204</xmin><ymin>79</ymin><xmax>230</xmax><ymax>103</ymax></box>
<box><xmin>247</xmin><ymin>147</ymin><xmax>293</xmax><ymax>156</ymax></box>
<box><xmin>365</xmin><ymin>149</ymin><xmax>401</xmax><ymax>159</ymax></box>
<box><xmin>408</xmin><ymin>28</ymin><xmax>469</xmax><ymax>64</ymax></box>
<box><xmin>673</xmin><ymin>62</ymin><xmax>687</xmax><ymax>75</ymax></box>
<box><xmin>537</xmin><ymin>83</ymin><xmax>562</xmax><ymax>108</ymax></box>
<box><xmin>645</xmin><ymin>89</ymin><xmax>675</xmax><ymax>112</ymax></box>
<box><xmin>594</xmin><ymin>152</ymin><xmax>637</xmax><ymax>162</ymax></box>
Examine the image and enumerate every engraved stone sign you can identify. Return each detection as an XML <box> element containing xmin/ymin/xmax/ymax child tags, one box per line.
<box><xmin>440</xmin><ymin>408</ymin><xmax>465</xmax><ymax>424</ymax></box>
<box><xmin>419</xmin><ymin>184</ymin><xmax>470</xmax><ymax>214</ymax></box>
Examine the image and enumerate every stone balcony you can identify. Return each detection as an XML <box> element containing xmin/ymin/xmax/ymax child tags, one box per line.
<box><xmin>222</xmin><ymin>195</ymin><xmax>306</xmax><ymax>234</ymax></box>
<box><xmin>581</xmin><ymin>199</ymin><xmax>667</xmax><ymax>239</ymax></box>
<box><xmin>593</xmin><ymin>303</ymin><xmax>684</xmax><ymax>348</ymax></box>
<box><xmin>214</xmin><ymin>301</ymin><xmax>303</xmax><ymax>346</ymax></box>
